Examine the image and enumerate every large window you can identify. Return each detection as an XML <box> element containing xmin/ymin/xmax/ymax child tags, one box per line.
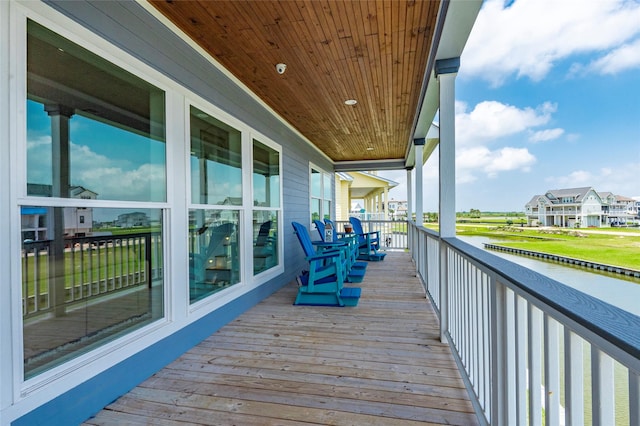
<box><xmin>252</xmin><ymin>140</ymin><xmax>280</xmax><ymax>275</ymax></box>
<box><xmin>23</xmin><ymin>20</ymin><xmax>165</xmax><ymax>379</ymax></box>
<box><xmin>190</xmin><ymin>106</ymin><xmax>242</xmax><ymax>206</ymax></box>
<box><xmin>188</xmin><ymin>209</ymin><xmax>240</xmax><ymax>303</ymax></box>
<box><xmin>189</xmin><ymin>107</ymin><xmax>242</xmax><ymax>303</ymax></box>
<box><xmin>310</xmin><ymin>165</ymin><xmax>332</xmax><ymax>223</ymax></box>
<box><xmin>26</xmin><ymin>22</ymin><xmax>166</xmax><ymax>202</ymax></box>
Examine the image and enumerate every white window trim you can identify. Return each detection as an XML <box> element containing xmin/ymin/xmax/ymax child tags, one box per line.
<box><xmin>249</xmin><ymin>131</ymin><xmax>284</xmax><ymax>281</ymax></box>
<box><xmin>309</xmin><ymin>162</ymin><xmax>332</xmax><ymax>229</ymax></box>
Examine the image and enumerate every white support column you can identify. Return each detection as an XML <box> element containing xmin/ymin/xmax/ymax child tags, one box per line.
<box><xmin>437</xmin><ymin>58</ymin><xmax>458</xmax><ymax>239</ymax></box>
<box><xmin>415</xmin><ymin>140</ymin><xmax>424</xmax><ymax>227</ymax></box>
<box><xmin>406</xmin><ymin>168</ymin><xmax>413</xmax><ymax>222</ymax></box>
<box><xmin>436</xmin><ymin>58</ymin><xmax>459</xmax><ymax>344</ymax></box>
<box><xmin>383</xmin><ymin>187</ymin><xmax>389</xmax><ymax>220</ymax></box>
<box><xmin>45</xmin><ymin>104</ymin><xmax>74</xmax><ymax>317</ymax></box>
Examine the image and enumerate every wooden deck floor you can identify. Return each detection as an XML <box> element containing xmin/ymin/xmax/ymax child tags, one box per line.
<box><xmin>84</xmin><ymin>252</ymin><xmax>479</xmax><ymax>425</ymax></box>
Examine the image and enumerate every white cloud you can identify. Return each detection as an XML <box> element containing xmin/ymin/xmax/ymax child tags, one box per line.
<box><xmin>462</xmin><ymin>0</ymin><xmax>640</xmax><ymax>85</ymax></box>
<box><xmin>545</xmin><ymin>163</ymin><xmax>640</xmax><ymax>195</ymax></box>
<box><xmin>529</xmin><ymin>128</ymin><xmax>565</xmax><ymax>143</ymax></box>
<box><xmin>457</xmin><ymin>146</ymin><xmax>536</xmax><ymax>181</ymax></box>
<box><xmin>456</xmin><ymin>100</ymin><xmax>557</xmax><ymax>146</ymax></box>
<box><xmin>583</xmin><ymin>38</ymin><xmax>640</xmax><ymax>75</ymax></box>
<box><xmin>26</xmin><ymin>137</ymin><xmax>166</xmax><ymax>201</ymax></box>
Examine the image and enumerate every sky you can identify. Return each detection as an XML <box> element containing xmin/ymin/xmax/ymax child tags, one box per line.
<box><xmin>381</xmin><ymin>0</ymin><xmax>640</xmax><ymax>213</ymax></box>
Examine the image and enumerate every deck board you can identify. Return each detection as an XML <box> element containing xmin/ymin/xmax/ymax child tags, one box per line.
<box><xmin>84</xmin><ymin>252</ymin><xmax>479</xmax><ymax>425</ymax></box>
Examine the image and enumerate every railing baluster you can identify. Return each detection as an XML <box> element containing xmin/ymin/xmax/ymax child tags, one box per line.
<box><xmin>564</xmin><ymin>329</ymin><xmax>584</xmax><ymax>426</ymax></box>
<box><xmin>505</xmin><ymin>288</ymin><xmax>516</xmax><ymax>424</ymax></box>
<box><xmin>544</xmin><ymin>314</ymin><xmax>561</xmax><ymax>426</ymax></box>
<box><xmin>22</xmin><ymin>233</ymin><xmax>155</xmax><ymax>319</ymax></box>
<box><xmin>482</xmin><ymin>272</ymin><xmax>490</xmax><ymax>413</ymax></box>
<box><xmin>591</xmin><ymin>346</ymin><xmax>615</xmax><ymax>426</ymax></box>
<box><xmin>529</xmin><ymin>305</ymin><xmax>543</xmax><ymax>426</ymax></box>
<box><xmin>630</xmin><ymin>369</ymin><xmax>640</xmax><ymax>426</ymax></box>
<box><xmin>515</xmin><ymin>294</ymin><xmax>527</xmax><ymax>426</ymax></box>
<box><xmin>490</xmin><ymin>274</ymin><xmax>506</xmax><ymax>425</ymax></box>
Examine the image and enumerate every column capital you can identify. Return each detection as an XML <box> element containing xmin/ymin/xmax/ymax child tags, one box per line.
<box><xmin>44</xmin><ymin>104</ymin><xmax>75</xmax><ymax>118</ymax></box>
<box><xmin>435</xmin><ymin>57</ymin><xmax>460</xmax><ymax>77</ymax></box>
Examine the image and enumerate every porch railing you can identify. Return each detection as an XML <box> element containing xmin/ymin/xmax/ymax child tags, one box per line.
<box><xmin>409</xmin><ymin>222</ymin><xmax>640</xmax><ymax>425</ymax></box>
<box><xmin>22</xmin><ymin>232</ymin><xmax>162</xmax><ymax>319</ymax></box>
<box><xmin>332</xmin><ymin>219</ymin><xmax>408</xmax><ymax>250</ymax></box>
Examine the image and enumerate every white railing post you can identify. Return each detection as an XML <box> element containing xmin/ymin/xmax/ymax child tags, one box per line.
<box><xmin>630</xmin><ymin>369</ymin><xmax>640</xmax><ymax>426</ymax></box>
<box><xmin>544</xmin><ymin>315</ymin><xmax>561</xmax><ymax>426</ymax></box>
<box><xmin>515</xmin><ymin>295</ymin><xmax>527</xmax><ymax>425</ymax></box>
<box><xmin>564</xmin><ymin>329</ymin><xmax>584</xmax><ymax>426</ymax></box>
<box><xmin>439</xmin><ymin>242</ymin><xmax>448</xmax><ymax>342</ymax></box>
<box><xmin>591</xmin><ymin>347</ymin><xmax>615</xmax><ymax>426</ymax></box>
<box><xmin>490</xmin><ymin>275</ymin><xmax>506</xmax><ymax>425</ymax></box>
<box><xmin>505</xmin><ymin>289</ymin><xmax>516</xmax><ymax>425</ymax></box>
<box><xmin>528</xmin><ymin>305</ymin><xmax>543</xmax><ymax>426</ymax></box>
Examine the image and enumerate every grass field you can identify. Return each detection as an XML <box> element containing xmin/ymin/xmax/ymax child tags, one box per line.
<box><xmin>426</xmin><ymin>222</ymin><xmax>640</xmax><ymax>271</ymax></box>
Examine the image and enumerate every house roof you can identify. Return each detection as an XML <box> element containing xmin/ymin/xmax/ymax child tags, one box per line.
<box><xmin>338</xmin><ymin>171</ymin><xmax>399</xmax><ymax>199</ymax></box>
<box><xmin>146</xmin><ymin>0</ymin><xmax>482</xmax><ymax>171</ymax></box>
<box><xmin>526</xmin><ymin>187</ymin><xmax>635</xmax><ymax>208</ymax></box>
<box><xmin>545</xmin><ymin>187</ymin><xmax>595</xmax><ymax>203</ymax></box>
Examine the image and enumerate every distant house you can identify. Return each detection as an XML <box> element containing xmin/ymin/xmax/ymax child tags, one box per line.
<box><xmin>335</xmin><ymin>171</ymin><xmax>398</xmax><ymax>221</ymax></box>
<box><xmin>525</xmin><ymin>187</ymin><xmax>636</xmax><ymax>227</ymax></box>
<box><xmin>599</xmin><ymin>192</ymin><xmax>638</xmax><ymax>224</ymax></box>
<box><xmin>22</xmin><ymin>185</ymin><xmax>97</xmax><ymax>239</ymax></box>
<box><xmin>388</xmin><ymin>199</ymin><xmax>408</xmax><ymax>219</ymax></box>
<box><xmin>115</xmin><ymin>212</ymin><xmax>151</xmax><ymax>228</ymax></box>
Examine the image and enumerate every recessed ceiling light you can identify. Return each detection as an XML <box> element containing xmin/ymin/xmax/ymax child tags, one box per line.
<box><xmin>366</xmin><ymin>147</ymin><xmax>374</xmax><ymax>151</ymax></box>
<box><xmin>344</xmin><ymin>99</ymin><xmax>357</xmax><ymax>106</ymax></box>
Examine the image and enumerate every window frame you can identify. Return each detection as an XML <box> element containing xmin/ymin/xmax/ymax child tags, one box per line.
<box><xmin>251</xmin><ymin>134</ymin><xmax>283</xmax><ymax>277</ymax></box>
<box><xmin>309</xmin><ymin>163</ymin><xmax>332</xmax><ymax>229</ymax></box>
<box><xmin>12</xmin><ymin>6</ymin><xmax>175</xmax><ymax>394</ymax></box>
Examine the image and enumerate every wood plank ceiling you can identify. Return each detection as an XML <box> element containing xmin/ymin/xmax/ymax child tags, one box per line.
<box><xmin>149</xmin><ymin>0</ymin><xmax>440</xmax><ymax>164</ymax></box>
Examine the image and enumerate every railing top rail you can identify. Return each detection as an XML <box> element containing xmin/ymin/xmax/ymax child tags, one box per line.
<box><xmin>443</xmin><ymin>236</ymin><xmax>640</xmax><ymax>360</ymax></box>
<box><xmin>408</xmin><ymin>220</ymin><xmax>439</xmax><ymax>239</ymax></box>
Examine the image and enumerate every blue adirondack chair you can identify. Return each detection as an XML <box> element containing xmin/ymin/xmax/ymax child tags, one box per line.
<box><xmin>189</xmin><ymin>222</ymin><xmax>236</xmax><ymax>283</ymax></box>
<box><xmin>291</xmin><ymin>222</ymin><xmax>361</xmax><ymax>306</ymax></box>
<box><xmin>254</xmin><ymin>220</ymin><xmax>276</xmax><ymax>273</ymax></box>
<box><xmin>312</xmin><ymin>219</ymin><xmax>366</xmax><ymax>283</ymax></box>
<box><xmin>349</xmin><ymin>216</ymin><xmax>386</xmax><ymax>261</ymax></box>
<box><xmin>321</xmin><ymin>219</ymin><xmax>368</xmax><ymax>272</ymax></box>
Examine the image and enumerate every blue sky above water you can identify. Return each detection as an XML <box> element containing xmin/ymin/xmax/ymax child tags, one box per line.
<box><xmin>382</xmin><ymin>0</ymin><xmax>640</xmax><ymax>212</ymax></box>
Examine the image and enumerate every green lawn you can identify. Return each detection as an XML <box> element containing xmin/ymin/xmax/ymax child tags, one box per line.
<box><xmin>426</xmin><ymin>222</ymin><xmax>640</xmax><ymax>271</ymax></box>
<box><xmin>23</xmin><ymin>244</ymin><xmax>146</xmax><ymax>298</ymax></box>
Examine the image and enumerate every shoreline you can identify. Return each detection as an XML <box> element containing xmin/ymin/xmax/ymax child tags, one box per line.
<box><xmin>483</xmin><ymin>243</ymin><xmax>640</xmax><ymax>279</ymax></box>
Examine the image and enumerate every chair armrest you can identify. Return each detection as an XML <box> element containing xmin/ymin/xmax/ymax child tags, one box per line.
<box><xmin>305</xmin><ymin>251</ymin><xmax>341</xmax><ymax>262</ymax></box>
<box><xmin>313</xmin><ymin>241</ymin><xmax>347</xmax><ymax>248</ymax></box>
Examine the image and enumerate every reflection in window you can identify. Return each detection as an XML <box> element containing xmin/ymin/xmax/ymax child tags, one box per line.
<box><xmin>253</xmin><ymin>211</ymin><xmax>278</xmax><ymax>275</ymax></box>
<box><xmin>190</xmin><ymin>106</ymin><xmax>242</xmax><ymax>205</ymax></box>
<box><xmin>188</xmin><ymin>209</ymin><xmax>240</xmax><ymax>303</ymax></box>
<box><xmin>253</xmin><ymin>140</ymin><xmax>280</xmax><ymax>207</ymax></box>
<box><xmin>21</xmin><ymin>207</ymin><xmax>164</xmax><ymax>379</ymax></box>
<box><xmin>310</xmin><ymin>166</ymin><xmax>331</xmax><ymax>222</ymax></box>
<box><xmin>26</xmin><ymin>20</ymin><xmax>166</xmax><ymax>202</ymax></box>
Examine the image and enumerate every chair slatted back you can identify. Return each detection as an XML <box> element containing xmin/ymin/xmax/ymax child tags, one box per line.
<box><xmin>291</xmin><ymin>222</ymin><xmax>316</xmax><ymax>257</ymax></box>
